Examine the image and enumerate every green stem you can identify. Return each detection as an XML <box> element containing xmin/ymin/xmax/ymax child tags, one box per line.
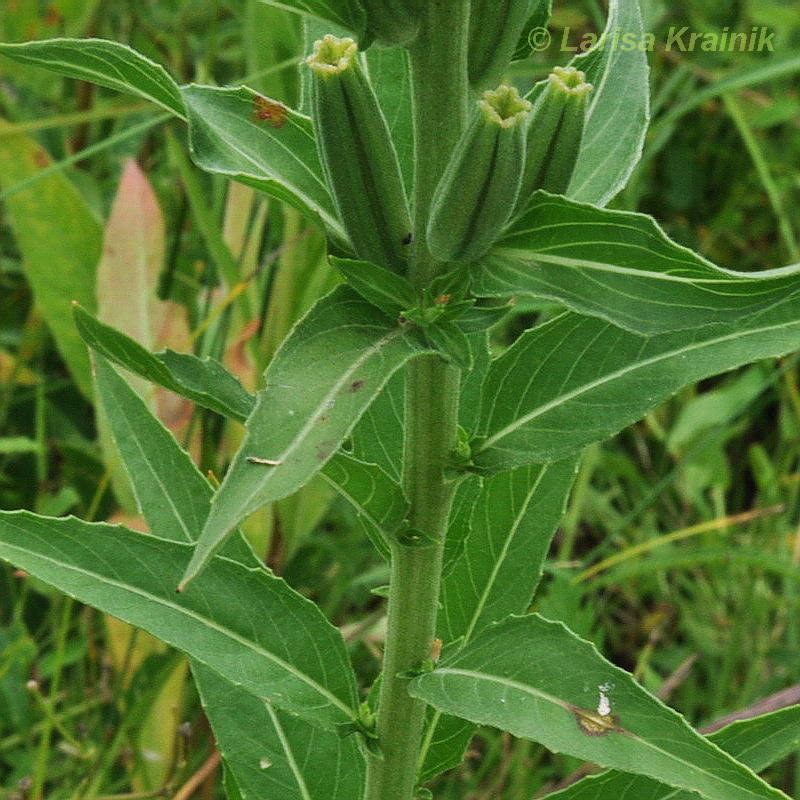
<box><xmin>364</xmin><ymin>3</ymin><xmax>471</xmax><ymax>799</ymax></box>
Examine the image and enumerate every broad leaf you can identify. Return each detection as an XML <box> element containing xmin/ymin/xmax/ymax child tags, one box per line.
<box><xmin>257</xmin><ymin>0</ymin><xmax>365</xmax><ymax>37</ymax></box>
<box><xmin>181</xmin><ymin>84</ymin><xmax>344</xmax><ymax>241</ymax></box>
<box><xmin>411</xmin><ymin>615</ymin><xmax>788</xmax><ymax>800</ymax></box>
<box><xmin>0</xmin><ymin>38</ymin><xmax>185</xmax><ymax>117</ymax></box>
<box><xmin>479</xmin><ymin>193</ymin><xmax>800</xmax><ymax>335</ymax></box>
<box><xmin>474</xmin><ymin>310</ymin><xmax>800</xmax><ymax>473</ymax></box>
<box><xmin>332</xmin><ymin>256</ymin><xmax>416</xmax><ymax>318</ymax></box>
<box><xmin>546</xmin><ymin>704</ymin><xmax>800</xmax><ymax>799</ymax></box>
<box><xmin>420</xmin><ymin>459</ymin><xmax>579</xmax><ymax>783</ymax></box>
<box><xmin>92</xmin><ymin>356</ymin><xmax>365</xmax><ymax>797</ymax></box>
<box><xmin>567</xmin><ymin>0</ymin><xmax>650</xmax><ymax>205</ymax></box>
<box><xmin>183</xmin><ymin>286</ymin><xmax>432</xmax><ymax>587</ymax></box>
<box><xmin>0</xmin><ymin>514</ymin><xmax>358</xmax><ymax>728</ymax></box>
<box><xmin>75</xmin><ymin>305</ymin><xmax>255</xmax><ymax>423</ymax></box>
<box><xmin>320</xmin><ymin>451</ymin><xmax>409</xmax><ymax>559</ymax></box>
<box><xmin>0</xmin><ymin>121</ymin><xmax>101</xmax><ymax>396</ymax></box>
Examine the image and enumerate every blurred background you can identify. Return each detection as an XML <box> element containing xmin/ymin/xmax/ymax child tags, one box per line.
<box><xmin>0</xmin><ymin>0</ymin><xmax>798</xmax><ymax>797</ymax></box>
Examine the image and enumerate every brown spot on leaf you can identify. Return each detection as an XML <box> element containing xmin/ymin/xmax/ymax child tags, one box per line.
<box><xmin>570</xmin><ymin>706</ymin><xmax>622</xmax><ymax>738</ymax></box>
<box><xmin>316</xmin><ymin>440</ymin><xmax>337</xmax><ymax>461</ymax></box>
<box><xmin>33</xmin><ymin>149</ymin><xmax>48</xmax><ymax>168</ymax></box>
<box><xmin>350</xmin><ymin>380</ymin><xmax>366</xmax><ymax>393</ymax></box>
<box><xmin>252</xmin><ymin>95</ymin><xmax>289</xmax><ymax>129</ymax></box>
<box><xmin>402</xmin><ymin>233</ymin><xmax>412</xmax><ymax>245</ymax></box>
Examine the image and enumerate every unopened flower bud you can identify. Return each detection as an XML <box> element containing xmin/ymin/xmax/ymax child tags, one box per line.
<box><xmin>307</xmin><ymin>35</ymin><xmax>412</xmax><ymax>271</ymax></box>
<box><xmin>427</xmin><ymin>85</ymin><xmax>532</xmax><ymax>263</ymax></box>
<box><xmin>468</xmin><ymin>0</ymin><xmax>531</xmax><ymax>89</ymax></box>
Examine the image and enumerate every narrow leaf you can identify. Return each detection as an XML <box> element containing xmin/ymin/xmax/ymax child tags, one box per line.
<box><xmin>474</xmin><ymin>310</ymin><xmax>800</xmax><ymax>473</ymax></box>
<box><xmin>0</xmin><ymin>38</ymin><xmax>185</xmax><ymax>117</ymax></box>
<box><xmin>184</xmin><ymin>286</ymin><xmax>432</xmax><ymax>587</ymax></box>
<box><xmin>0</xmin><ymin>513</ymin><xmax>357</xmax><ymax>728</ymax></box>
<box><xmin>411</xmin><ymin>615</ymin><xmax>788</xmax><ymax>800</ymax></box>
<box><xmin>567</xmin><ymin>0</ymin><xmax>649</xmax><ymax>205</ymax></box>
<box><xmin>546</xmin><ymin>705</ymin><xmax>800</xmax><ymax>799</ymax></box>
<box><xmin>332</xmin><ymin>256</ymin><xmax>417</xmax><ymax>318</ymax></box>
<box><xmin>480</xmin><ymin>192</ymin><xmax>800</xmax><ymax>335</ymax></box>
<box><xmin>93</xmin><ymin>355</ymin><xmax>365</xmax><ymax>797</ymax></box>
<box><xmin>320</xmin><ymin>451</ymin><xmax>409</xmax><ymax>559</ymax></box>
<box><xmin>181</xmin><ymin>84</ymin><xmax>345</xmax><ymax>242</ymax></box>
<box><xmin>74</xmin><ymin>305</ymin><xmax>255</xmax><ymax>423</ymax></box>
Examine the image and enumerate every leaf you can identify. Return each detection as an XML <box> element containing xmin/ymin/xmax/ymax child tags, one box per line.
<box><xmin>183</xmin><ymin>286</ymin><xmax>432</xmax><ymax>587</ymax></box>
<box><xmin>181</xmin><ymin>84</ymin><xmax>345</xmax><ymax>242</ymax></box>
<box><xmin>473</xmin><ymin>310</ymin><xmax>800</xmax><ymax>473</ymax></box>
<box><xmin>512</xmin><ymin>0</ymin><xmax>553</xmax><ymax>61</ymax></box>
<box><xmin>320</xmin><ymin>451</ymin><xmax>409</xmax><ymax>559</ymax></box>
<box><xmin>366</xmin><ymin>45</ymin><xmax>414</xmax><ymax>196</ymax></box>
<box><xmin>0</xmin><ymin>437</ymin><xmax>40</xmax><ymax>455</ymax></box>
<box><xmin>332</xmin><ymin>256</ymin><xmax>417</xmax><ymax>318</ymax></box>
<box><xmin>545</xmin><ymin>704</ymin><xmax>800</xmax><ymax>799</ymax></box>
<box><xmin>441</xmin><ymin>475</ymin><xmax>481</xmax><ymax>578</ymax></box>
<box><xmin>92</xmin><ymin>355</ymin><xmax>365</xmax><ymax>797</ymax></box>
<box><xmin>0</xmin><ymin>38</ymin><xmax>185</xmax><ymax>117</ymax></box>
<box><xmin>0</xmin><ymin>513</ymin><xmax>358</xmax><ymax>728</ymax></box>
<box><xmin>193</xmin><ymin>662</ymin><xmax>365</xmax><ymax>800</ymax></box>
<box><xmin>74</xmin><ymin>305</ymin><xmax>255</xmax><ymax>423</ymax></box>
<box><xmin>256</xmin><ymin>0</ymin><xmax>365</xmax><ymax>37</ymax></box>
<box><xmin>0</xmin><ymin>120</ymin><xmax>101</xmax><ymax>396</ymax></box>
<box><xmin>410</xmin><ymin>615</ymin><xmax>788</xmax><ymax>800</ymax></box>
<box><xmin>419</xmin><ymin>459</ymin><xmax>579</xmax><ymax>783</ymax></box>
<box><xmin>567</xmin><ymin>0</ymin><xmax>650</xmax><ymax>205</ymax></box>
<box><xmin>478</xmin><ymin>192</ymin><xmax>800</xmax><ymax>335</ymax></box>
<box><xmin>425</xmin><ymin>322</ymin><xmax>474</xmax><ymax>370</ymax></box>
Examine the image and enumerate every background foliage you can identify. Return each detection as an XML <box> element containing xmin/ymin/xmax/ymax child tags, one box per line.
<box><xmin>0</xmin><ymin>0</ymin><xmax>798</xmax><ymax>797</ymax></box>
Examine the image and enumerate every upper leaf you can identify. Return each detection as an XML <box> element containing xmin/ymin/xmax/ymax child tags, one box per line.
<box><xmin>479</xmin><ymin>193</ymin><xmax>800</xmax><ymax>335</ymax></box>
<box><xmin>566</xmin><ymin>0</ymin><xmax>650</xmax><ymax>205</ymax></box>
<box><xmin>181</xmin><ymin>84</ymin><xmax>345</xmax><ymax>242</ymax></box>
<box><xmin>182</xmin><ymin>286</ymin><xmax>433</xmax><ymax>587</ymax></box>
<box><xmin>473</xmin><ymin>308</ymin><xmax>800</xmax><ymax>473</ymax></box>
<box><xmin>411</xmin><ymin>615</ymin><xmax>789</xmax><ymax>800</ymax></box>
<box><xmin>0</xmin><ymin>38</ymin><xmax>185</xmax><ymax>117</ymax></box>
<box><xmin>257</xmin><ymin>0</ymin><xmax>366</xmax><ymax>38</ymax></box>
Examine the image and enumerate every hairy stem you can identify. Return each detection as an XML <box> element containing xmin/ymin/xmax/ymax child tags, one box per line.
<box><xmin>364</xmin><ymin>3</ymin><xmax>471</xmax><ymax>799</ymax></box>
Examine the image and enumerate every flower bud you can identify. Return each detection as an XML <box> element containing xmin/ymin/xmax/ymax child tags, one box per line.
<box><xmin>427</xmin><ymin>85</ymin><xmax>532</xmax><ymax>263</ymax></box>
<box><xmin>468</xmin><ymin>0</ymin><xmax>531</xmax><ymax>89</ymax></box>
<box><xmin>307</xmin><ymin>35</ymin><xmax>412</xmax><ymax>271</ymax></box>
<box><xmin>363</xmin><ymin>0</ymin><xmax>419</xmax><ymax>46</ymax></box>
<box><xmin>515</xmin><ymin>66</ymin><xmax>593</xmax><ymax>212</ymax></box>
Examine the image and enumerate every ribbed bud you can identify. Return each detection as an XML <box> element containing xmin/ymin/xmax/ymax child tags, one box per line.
<box><xmin>363</xmin><ymin>0</ymin><xmax>419</xmax><ymax>46</ymax></box>
<box><xmin>515</xmin><ymin>65</ymin><xmax>593</xmax><ymax>212</ymax></box>
<box><xmin>427</xmin><ymin>85</ymin><xmax>532</xmax><ymax>263</ymax></box>
<box><xmin>468</xmin><ymin>0</ymin><xmax>531</xmax><ymax>89</ymax></box>
<box><xmin>307</xmin><ymin>35</ymin><xmax>412</xmax><ymax>271</ymax></box>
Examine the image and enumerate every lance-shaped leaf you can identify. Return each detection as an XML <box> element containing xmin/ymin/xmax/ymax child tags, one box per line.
<box><xmin>420</xmin><ymin>459</ymin><xmax>579</xmax><ymax>783</ymax></box>
<box><xmin>546</xmin><ymin>704</ymin><xmax>800</xmax><ymax>800</ymax></box>
<box><xmin>320</xmin><ymin>452</ymin><xmax>409</xmax><ymax>560</ymax></box>
<box><xmin>473</xmin><ymin>309</ymin><xmax>800</xmax><ymax>473</ymax></box>
<box><xmin>566</xmin><ymin>0</ymin><xmax>650</xmax><ymax>205</ymax></box>
<box><xmin>411</xmin><ymin>615</ymin><xmax>788</xmax><ymax>800</ymax></box>
<box><xmin>257</xmin><ymin>0</ymin><xmax>366</xmax><ymax>37</ymax></box>
<box><xmin>0</xmin><ymin>513</ymin><xmax>358</xmax><ymax>728</ymax></box>
<box><xmin>478</xmin><ymin>193</ymin><xmax>800</xmax><ymax>335</ymax></box>
<box><xmin>182</xmin><ymin>286</ymin><xmax>432</xmax><ymax>588</ymax></box>
<box><xmin>181</xmin><ymin>84</ymin><xmax>345</xmax><ymax>242</ymax></box>
<box><xmin>0</xmin><ymin>38</ymin><xmax>185</xmax><ymax>117</ymax></box>
<box><xmin>74</xmin><ymin>306</ymin><xmax>255</xmax><ymax>424</ymax></box>
<box><xmin>92</xmin><ymin>355</ymin><xmax>365</xmax><ymax>798</ymax></box>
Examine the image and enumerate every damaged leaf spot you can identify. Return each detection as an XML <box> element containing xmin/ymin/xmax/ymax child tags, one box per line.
<box><xmin>570</xmin><ymin>704</ymin><xmax>622</xmax><ymax>738</ymax></box>
<box><xmin>247</xmin><ymin>457</ymin><xmax>283</xmax><ymax>466</ymax></box>
<box><xmin>350</xmin><ymin>380</ymin><xmax>366</xmax><ymax>393</ymax></box>
<box><xmin>252</xmin><ymin>95</ymin><xmax>289</xmax><ymax>129</ymax></box>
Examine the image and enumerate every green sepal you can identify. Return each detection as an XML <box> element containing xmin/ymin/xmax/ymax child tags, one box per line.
<box><xmin>307</xmin><ymin>36</ymin><xmax>412</xmax><ymax>271</ymax></box>
<box><xmin>515</xmin><ymin>65</ymin><xmax>593</xmax><ymax>214</ymax></box>
<box><xmin>427</xmin><ymin>85</ymin><xmax>532</xmax><ymax>263</ymax></box>
<box><xmin>363</xmin><ymin>0</ymin><xmax>420</xmax><ymax>45</ymax></box>
<box><xmin>332</xmin><ymin>256</ymin><xmax>417</xmax><ymax>317</ymax></box>
<box><xmin>468</xmin><ymin>0</ymin><xmax>533</xmax><ymax>89</ymax></box>
<box><xmin>424</xmin><ymin>322</ymin><xmax>474</xmax><ymax>370</ymax></box>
